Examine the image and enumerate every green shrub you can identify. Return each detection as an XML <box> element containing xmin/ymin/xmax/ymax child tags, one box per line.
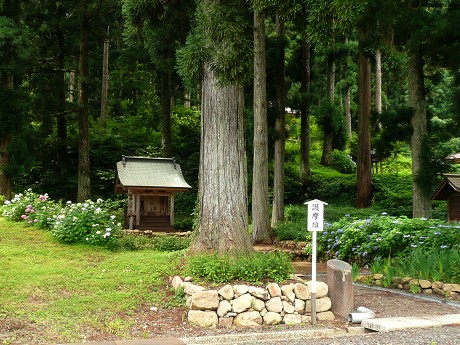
<box><xmin>284</xmin><ymin>162</ymin><xmax>305</xmax><ymax>204</ymax></box>
<box><xmin>274</xmin><ymin>222</ymin><xmax>310</xmax><ymax>242</ymax></box>
<box><xmin>153</xmin><ymin>236</ymin><xmax>191</xmax><ymax>252</ymax></box>
<box><xmin>372</xmin><ymin>174</ymin><xmax>412</xmax><ymax>217</ymax></box>
<box><xmin>114</xmin><ymin>234</ymin><xmax>158</xmax><ymax>251</ymax></box>
<box><xmin>306</xmin><ymin>168</ymin><xmax>357</xmax><ymax>204</ymax></box>
<box><xmin>186</xmin><ymin>251</ymin><xmax>293</xmax><ymax>283</ymax></box>
<box><xmin>274</xmin><ymin>205</ymin><xmax>311</xmax><ymax>242</ymax></box>
<box><xmin>331</xmin><ymin>150</ymin><xmax>356</xmax><ymax>174</ymax></box>
<box><xmin>284</xmin><ymin>205</ymin><xmax>306</xmax><ymax>223</ymax></box>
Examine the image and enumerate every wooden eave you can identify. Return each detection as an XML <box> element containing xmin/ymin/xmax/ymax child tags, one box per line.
<box><xmin>431</xmin><ymin>174</ymin><xmax>460</xmax><ymax>200</ymax></box>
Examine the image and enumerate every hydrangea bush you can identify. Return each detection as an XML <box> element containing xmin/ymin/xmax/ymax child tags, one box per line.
<box><xmin>1</xmin><ymin>189</ymin><xmax>54</xmax><ymax>224</ymax></box>
<box><xmin>52</xmin><ymin>199</ymin><xmax>121</xmax><ymax>246</ymax></box>
<box><xmin>2</xmin><ymin>190</ymin><xmax>122</xmax><ymax>247</ymax></box>
<box><xmin>319</xmin><ymin>214</ymin><xmax>459</xmax><ymax>263</ymax></box>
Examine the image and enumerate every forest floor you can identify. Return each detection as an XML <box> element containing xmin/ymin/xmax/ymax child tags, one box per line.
<box><xmin>2</xmin><ymin>259</ymin><xmax>459</xmax><ymax>345</ymax></box>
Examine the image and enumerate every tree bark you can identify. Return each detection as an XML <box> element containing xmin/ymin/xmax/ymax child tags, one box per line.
<box><xmin>345</xmin><ymin>85</ymin><xmax>352</xmax><ymax>140</ymax></box>
<box><xmin>408</xmin><ymin>47</ymin><xmax>432</xmax><ymax>218</ymax></box>
<box><xmin>0</xmin><ymin>0</ymin><xmax>17</xmax><ymax>199</ymax></box>
<box><xmin>356</xmin><ymin>46</ymin><xmax>372</xmax><ymax>208</ymax></box>
<box><xmin>161</xmin><ymin>72</ymin><xmax>172</xmax><ymax>157</ymax></box>
<box><xmin>77</xmin><ymin>0</ymin><xmax>91</xmax><ymax>202</ymax></box>
<box><xmin>252</xmin><ymin>9</ymin><xmax>272</xmax><ymax>244</ymax></box>
<box><xmin>193</xmin><ymin>64</ymin><xmax>253</xmax><ymax>255</ymax></box>
<box><xmin>56</xmin><ymin>25</ymin><xmax>69</xmax><ymax>176</ymax></box>
<box><xmin>345</xmin><ymin>38</ymin><xmax>352</xmax><ymax>141</ymax></box>
<box><xmin>299</xmin><ymin>28</ymin><xmax>312</xmax><ymax>182</ymax></box>
<box><xmin>0</xmin><ymin>133</ymin><xmax>12</xmax><ymax>199</ymax></box>
<box><xmin>375</xmin><ymin>50</ymin><xmax>382</xmax><ymax>114</ymax></box>
<box><xmin>320</xmin><ymin>53</ymin><xmax>335</xmax><ymax>166</ymax></box>
<box><xmin>100</xmin><ymin>26</ymin><xmax>109</xmax><ymax>129</ymax></box>
<box><xmin>271</xmin><ymin>15</ymin><xmax>286</xmax><ymax>228</ymax></box>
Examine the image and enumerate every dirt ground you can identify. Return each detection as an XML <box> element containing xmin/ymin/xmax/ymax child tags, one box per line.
<box><xmin>1</xmin><ymin>260</ymin><xmax>459</xmax><ymax>345</ymax></box>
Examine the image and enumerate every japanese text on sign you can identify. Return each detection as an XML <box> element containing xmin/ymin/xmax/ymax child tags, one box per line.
<box><xmin>307</xmin><ymin>200</ymin><xmax>325</xmax><ymax>232</ymax></box>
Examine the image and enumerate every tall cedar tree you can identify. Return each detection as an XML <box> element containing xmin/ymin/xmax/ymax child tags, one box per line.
<box><xmin>178</xmin><ymin>0</ymin><xmax>253</xmax><ymax>254</ymax></box>
<box><xmin>252</xmin><ymin>5</ymin><xmax>273</xmax><ymax>244</ymax></box>
<box><xmin>122</xmin><ymin>0</ymin><xmax>194</xmax><ymax>158</ymax></box>
<box><xmin>77</xmin><ymin>0</ymin><xmax>91</xmax><ymax>202</ymax></box>
<box><xmin>271</xmin><ymin>14</ymin><xmax>286</xmax><ymax>227</ymax></box>
<box><xmin>0</xmin><ymin>0</ymin><xmax>24</xmax><ymax>198</ymax></box>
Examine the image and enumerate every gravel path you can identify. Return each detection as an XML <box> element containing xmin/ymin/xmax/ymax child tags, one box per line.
<box><xmin>259</xmin><ymin>326</ymin><xmax>460</xmax><ymax>345</ymax></box>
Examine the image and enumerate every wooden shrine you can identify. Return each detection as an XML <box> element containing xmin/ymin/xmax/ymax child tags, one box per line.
<box><xmin>431</xmin><ymin>173</ymin><xmax>460</xmax><ymax>222</ymax></box>
<box><xmin>115</xmin><ymin>156</ymin><xmax>191</xmax><ymax>231</ymax></box>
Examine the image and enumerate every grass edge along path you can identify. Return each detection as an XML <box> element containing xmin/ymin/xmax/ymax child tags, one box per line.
<box><xmin>0</xmin><ymin>217</ymin><xmax>185</xmax><ymax>343</ymax></box>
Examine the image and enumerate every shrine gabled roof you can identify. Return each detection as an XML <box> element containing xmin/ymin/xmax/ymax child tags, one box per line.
<box><xmin>115</xmin><ymin>156</ymin><xmax>192</xmax><ymax>192</ymax></box>
<box><xmin>431</xmin><ymin>174</ymin><xmax>460</xmax><ymax>200</ymax></box>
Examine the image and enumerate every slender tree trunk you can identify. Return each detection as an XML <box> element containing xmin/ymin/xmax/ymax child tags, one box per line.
<box><xmin>252</xmin><ymin>9</ymin><xmax>272</xmax><ymax>244</ymax></box>
<box><xmin>100</xmin><ymin>26</ymin><xmax>109</xmax><ymax>129</ymax></box>
<box><xmin>299</xmin><ymin>29</ymin><xmax>312</xmax><ymax>182</ymax></box>
<box><xmin>320</xmin><ymin>53</ymin><xmax>335</xmax><ymax>166</ymax></box>
<box><xmin>375</xmin><ymin>50</ymin><xmax>382</xmax><ymax>114</ymax></box>
<box><xmin>345</xmin><ymin>38</ymin><xmax>352</xmax><ymax>141</ymax></box>
<box><xmin>77</xmin><ymin>0</ymin><xmax>91</xmax><ymax>202</ymax></box>
<box><xmin>0</xmin><ymin>133</ymin><xmax>12</xmax><ymax>199</ymax></box>
<box><xmin>184</xmin><ymin>92</ymin><xmax>191</xmax><ymax>108</ymax></box>
<box><xmin>346</xmin><ymin>86</ymin><xmax>352</xmax><ymax>140</ymax></box>
<box><xmin>56</xmin><ymin>26</ymin><xmax>69</xmax><ymax>176</ymax></box>
<box><xmin>68</xmin><ymin>71</ymin><xmax>75</xmax><ymax>103</ymax></box>
<box><xmin>271</xmin><ymin>15</ymin><xmax>286</xmax><ymax>228</ymax></box>
<box><xmin>161</xmin><ymin>72</ymin><xmax>172</xmax><ymax>157</ymax></box>
<box><xmin>356</xmin><ymin>45</ymin><xmax>372</xmax><ymax>208</ymax></box>
<box><xmin>193</xmin><ymin>64</ymin><xmax>253</xmax><ymax>255</ymax></box>
<box><xmin>408</xmin><ymin>47</ymin><xmax>432</xmax><ymax>218</ymax></box>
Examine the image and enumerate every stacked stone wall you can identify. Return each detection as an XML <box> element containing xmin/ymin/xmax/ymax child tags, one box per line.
<box><xmin>170</xmin><ymin>276</ymin><xmax>334</xmax><ymax>328</ymax></box>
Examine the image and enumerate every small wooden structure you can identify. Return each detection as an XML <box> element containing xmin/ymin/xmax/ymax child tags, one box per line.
<box><xmin>431</xmin><ymin>173</ymin><xmax>460</xmax><ymax>222</ymax></box>
<box><xmin>115</xmin><ymin>156</ymin><xmax>191</xmax><ymax>231</ymax></box>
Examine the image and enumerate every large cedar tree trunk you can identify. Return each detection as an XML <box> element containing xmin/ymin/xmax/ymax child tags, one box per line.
<box><xmin>299</xmin><ymin>27</ymin><xmax>312</xmax><ymax>182</ymax></box>
<box><xmin>77</xmin><ymin>0</ymin><xmax>91</xmax><ymax>202</ymax></box>
<box><xmin>192</xmin><ymin>64</ymin><xmax>253</xmax><ymax>255</ymax></box>
<box><xmin>271</xmin><ymin>15</ymin><xmax>286</xmax><ymax>228</ymax></box>
<box><xmin>252</xmin><ymin>9</ymin><xmax>272</xmax><ymax>244</ymax></box>
<box><xmin>355</xmin><ymin>48</ymin><xmax>372</xmax><ymax>208</ymax></box>
<box><xmin>408</xmin><ymin>48</ymin><xmax>432</xmax><ymax>218</ymax></box>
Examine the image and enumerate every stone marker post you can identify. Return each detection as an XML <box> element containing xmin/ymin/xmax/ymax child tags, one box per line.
<box><xmin>327</xmin><ymin>259</ymin><xmax>353</xmax><ymax>319</ymax></box>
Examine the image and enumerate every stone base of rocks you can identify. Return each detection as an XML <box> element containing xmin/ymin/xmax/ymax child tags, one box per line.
<box><xmin>170</xmin><ymin>276</ymin><xmax>335</xmax><ymax>328</ymax></box>
<box><xmin>355</xmin><ymin>274</ymin><xmax>460</xmax><ymax>299</ymax></box>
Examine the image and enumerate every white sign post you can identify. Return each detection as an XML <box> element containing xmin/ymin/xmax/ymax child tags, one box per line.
<box><xmin>305</xmin><ymin>199</ymin><xmax>327</xmax><ymax>326</ymax></box>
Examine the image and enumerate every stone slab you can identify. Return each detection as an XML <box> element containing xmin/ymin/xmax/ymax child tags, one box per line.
<box><xmin>362</xmin><ymin>314</ymin><xmax>460</xmax><ymax>332</ymax></box>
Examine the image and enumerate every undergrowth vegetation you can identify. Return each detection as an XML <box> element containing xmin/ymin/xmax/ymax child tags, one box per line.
<box><xmin>0</xmin><ymin>218</ymin><xmax>185</xmax><ymax>343</ymax></box>
<box><xmin>186</xmin><ymin>252</ymin><xmax>293</xmax><ymax>283</ymax></box>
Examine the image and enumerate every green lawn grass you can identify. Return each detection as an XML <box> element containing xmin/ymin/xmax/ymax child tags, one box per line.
<box><xmin>0</xmin><ymin>217</ymin><xmax>185</xmax><ymax>343</ymax></box>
